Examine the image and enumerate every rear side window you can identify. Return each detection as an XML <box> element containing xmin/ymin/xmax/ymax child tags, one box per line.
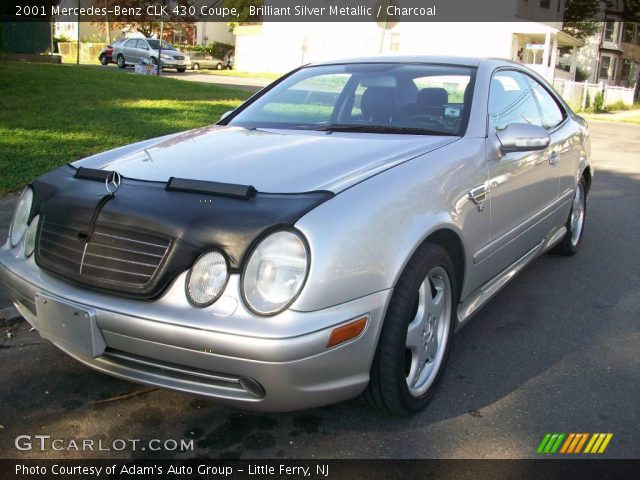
<box><xmin>488</xmin><ymin>71</ymin><xmax>542</xmax><ymax>131</ymax></box>
<box><xmin>527</xmin><ymin>77</ymin><xmax>565</xmax><ymax>130</ymax></box>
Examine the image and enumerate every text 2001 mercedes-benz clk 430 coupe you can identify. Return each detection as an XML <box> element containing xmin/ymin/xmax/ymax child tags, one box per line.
<box><xmin>0</xmin><ymin>57</ymin><xmax>591</xmax><ymax>415</ymax></box>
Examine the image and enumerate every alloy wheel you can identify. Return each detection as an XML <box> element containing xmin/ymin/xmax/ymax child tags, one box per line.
<box><xmin>570</xmin><ymin>182</ymin><xmax>585</xmax><ymax>247</ymax></box>
<box><xmin>404</xmin><ymin>266</ymin><xmax>452</xmax><ymax>398</ymax></box>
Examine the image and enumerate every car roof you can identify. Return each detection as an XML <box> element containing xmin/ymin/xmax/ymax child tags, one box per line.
<box><xmin>307</xmin><ymin>55</ymin><xmax>515</xmax><ymax>68</ymax></box>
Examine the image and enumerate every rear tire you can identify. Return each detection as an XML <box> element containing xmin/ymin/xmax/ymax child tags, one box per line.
<box><xmin>552</xmin><ymin>177</ymin><xmax>587</xmax><ymax>256</ymax></box>
<box><xmin>192</xmin><ymin>63</ymin><xmax>200</xmax><ymax>71</ymax></box>
<box><xmin>363</xmin><ymin>243</ymin><xmax>457</xmax><ymax>416</ymax></box>
<box><xmin>116</xmin><ymin>54</ymin><xmax>125</xmax><ymax>68</ymax></box>
<box><xmin>216</xmin><ymin>63</ymin><xmax>223</xmax><ymax>70</ymax></box>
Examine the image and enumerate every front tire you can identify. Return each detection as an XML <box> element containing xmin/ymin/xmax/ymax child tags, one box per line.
<box><xmin>177</xmin><ymin>67</ymin><xmax>186</xmax><ymax>73</ymax></box>
<box><xmin>364</xmin><ymin>243</ymin><xmax>457</xmax><ymax>416</ymax></box>
<box><xmin>99</xmin><ymin>54</ymin><xmax>108</xmax><ymax>66</ymax></box>
<box><xmin>116</xmin><ymin>54</ymin><xmax>125</xmax><ymax>68</ymax></box>
<box><xmin>553</xmin><ymin>177</ymin><xmax>587</xmax><ymax>255</ymax></box>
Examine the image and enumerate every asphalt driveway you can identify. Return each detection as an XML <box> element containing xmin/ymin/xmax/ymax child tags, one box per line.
<box><xmin>0</xmin><ymin>121</ymin><xmax>638</xmax><ymax>459</ymax></box>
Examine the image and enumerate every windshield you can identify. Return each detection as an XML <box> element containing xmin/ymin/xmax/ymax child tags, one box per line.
<box><xmin>226</xmin><ymin>63</ymin><xmax>475</xmax><ymax>136</ymax></box>
<box><xmin>147</xmin><ymin>39</ymin><xmax>175</xmax><ymax>51</ymax></box>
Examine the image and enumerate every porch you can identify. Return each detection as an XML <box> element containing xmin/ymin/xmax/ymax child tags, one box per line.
<box><xmin>512</xmin><ymin>31</ymin><xmax>582</xmax><ymax>82</ymax></box>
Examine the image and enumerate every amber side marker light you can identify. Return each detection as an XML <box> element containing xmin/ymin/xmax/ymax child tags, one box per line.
<box><xmin>327</xmin><ymin>316</ymin><xmax>368</xmax><ymax>348</ymax></box>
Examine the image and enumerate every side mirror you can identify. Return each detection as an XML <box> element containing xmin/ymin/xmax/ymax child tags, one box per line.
<box><xmin>496</xmin><ymin>123</ymin><xmax>550</xmax><ymax>153</ymax></box>
<box><xmin>219</xmin><ymin>111</ymin><xmax>233</xmax><ymax>121</ymax></box>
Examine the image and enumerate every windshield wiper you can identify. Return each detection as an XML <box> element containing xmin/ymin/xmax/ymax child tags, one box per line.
<box><xmin>314</xmin><ymin>124</ymin><xmax>455</xmax><ymax>136</ymax></box>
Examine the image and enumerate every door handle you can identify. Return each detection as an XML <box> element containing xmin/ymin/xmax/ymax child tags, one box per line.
<box><xmin>468</xmin><ymin>185</ymin><xmax>488</xmax><ymax>211</ymax></box>
<box><xmin>549</xmin><ymin>151</ymin><xmax>559</xmax><ymax>165</ymax></box>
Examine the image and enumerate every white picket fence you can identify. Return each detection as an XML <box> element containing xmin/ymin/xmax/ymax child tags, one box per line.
<box><xmin>553</xmin><ymin>78</ymin><xmax>636</xmax><ymax>110</ymax></box>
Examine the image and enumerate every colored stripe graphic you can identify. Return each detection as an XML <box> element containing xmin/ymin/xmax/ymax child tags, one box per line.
<box><xmin>539</xmin><ymin>433</ymin><xmax>613</xmax><ymax>454</ymax></box>
<box><xmin>584</xmin><ymin>433</ymin><xmax>613</xmax><ymax>454</ymax></box>
<box><xmin>537</xmin><ymin>434</ymin><xmax>552</xmax><ymax>454</ymax></box>
<box><xmin>537</xmin><ymin>433</ymin><xmax>565</xmax><ymax>454</ymax></box>
<box><xmin>560</xmin><ymin>434</ymin><xmax>575</xmax><ymax>453</ymax></box>
<box><xmin>574</xmin><ymin>433</ymin><xmax>589</xmax><ymax>453</ymax></box>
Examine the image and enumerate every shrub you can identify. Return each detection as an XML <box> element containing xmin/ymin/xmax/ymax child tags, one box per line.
<box><xmin>575</xmin><ymin>67</ymin><xmax>590</xmax><ymax>82</ymax></box>
<box><xmin>606</xmin><ymin>100</ymin><xmax>631</xmax><ymax>112</ymax></box>
<box><xmin>592</xmin><ymin>92</ymin><xmax>606</xmax><ymax>113</ymax></box>
<box><xmin>584</xmin><ymin>91</ymin><xmax>590</xmax><ymax>110</ymax></box>
<box><xmin>53</xmin><ymin>34</ymin><xmax>72</xmax><ymax>54</ymax></box>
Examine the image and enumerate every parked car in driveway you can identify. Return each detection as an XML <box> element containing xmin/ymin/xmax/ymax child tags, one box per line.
<box><xmin>112</xmin><ymin>38</ymin><xmax>190</xmax><ymax>72</ymax></box>
<box><xmin>1</xmin><ymin>56</ymin><xmax>591</xmax><ymax>415</ymax></box>
<box><xmin>188</xmin><ymin>51</ymin><xmax>225</xmax><ymax>71</ymax></box>
<box><xmin>98</xmin><ymin>39</ymin><xmax>125</xmax><ymax>65</ymax></box>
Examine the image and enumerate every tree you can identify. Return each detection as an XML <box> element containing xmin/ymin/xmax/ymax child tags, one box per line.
<box><xmin>562</xmin><ymin>0</ymin><xmax>603</xmax><ymax>40</ymax></box>
<box><xmin>91</xmin><ymin>0</ymin><xmax>198</xmax><ymax>39</ymax></box>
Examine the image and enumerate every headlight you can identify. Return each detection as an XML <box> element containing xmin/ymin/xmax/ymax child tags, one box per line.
<box><xmin>24</xmin><ymin>214</ymin><xmax>39</xmax><ymax>257</ymax></box>
<box><xmin>9</xmin><ymin>187</ymin><xmax>33</xmax><ymax>247</ymax></box>
<box><xmin>242</xmin><ymin>230</ymin><xmax>309</xmax><ymax>315</ymax></box>
<box><xmin>186</xmin><ymin>251</ymin><xmax>229</xmax><ymax>307</ymax></box>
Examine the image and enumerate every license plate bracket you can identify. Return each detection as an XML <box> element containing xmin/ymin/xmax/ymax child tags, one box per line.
<box><xmin>34</xmin><ymin>294</ymin><xmax>106</xmax><ymax>358</ymax></box>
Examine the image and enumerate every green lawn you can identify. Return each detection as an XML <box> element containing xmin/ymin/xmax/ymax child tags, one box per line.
<box><xmin>0</xmin><ymin>62</ymin><xmax>250</xmax><ymax>195</ymax></box>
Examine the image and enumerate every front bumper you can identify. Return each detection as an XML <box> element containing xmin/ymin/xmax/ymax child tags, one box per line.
<box><xmin>0</xmin><ymin>241</ymin><xmax>391</xmax><ymax>411</ymax></box>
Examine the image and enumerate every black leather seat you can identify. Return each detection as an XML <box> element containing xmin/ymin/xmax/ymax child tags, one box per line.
<box><xmin>415</xmin><ymin>87</ymin><xmax>449</xmax><ymax>116</ymax></box>
<box><xmin>360</xmin><ymin>87</ymin><xmax>398</xmax><ymax>123</ymax></box>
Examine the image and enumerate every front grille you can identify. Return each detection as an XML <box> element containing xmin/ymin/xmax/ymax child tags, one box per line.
<box><xmin>173</xmin><ymin>55</ymin><xmax>184</xmax><ymax>60</ymax></box>
<box><xmin>37</xmin><ymin>217</ymin><xmax>171</xmax><ymax>290</ymax></box>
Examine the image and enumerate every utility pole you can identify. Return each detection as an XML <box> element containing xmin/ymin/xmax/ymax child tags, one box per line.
<box><xmin>104</xmin><ymin>0</ymin><xmax>111</xmax><ymax>44</ymax></box>
<box><xmin>76</xmin><ymin>0</ymin><xmax>81</xmax><ymax>64</ymax></box>
<box><xmin>157</xmin><ymin>0</ymin><xmax>166</xmax><ymax>76</ymax></box>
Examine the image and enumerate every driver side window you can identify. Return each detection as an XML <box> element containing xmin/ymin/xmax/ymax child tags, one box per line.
<box><xmin>489</xmin><ymin>71</ymin><xmax>542</xmax><ymax>131</ymax></box>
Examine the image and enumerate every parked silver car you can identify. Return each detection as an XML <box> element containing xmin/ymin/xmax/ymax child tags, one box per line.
<box><xmin>113</xmin><ymin>38</ymin><xmax>190</xmax><ymax>72</ymax></box>
<box><xmin>188</xmin><ymin>51</ymin><xmax>225</xmax><ymax>71</ymax></box>
<box><xmin>1</xmin><ymin>57</ymin><xmax>591</xmax><ymax>414</ymax></box>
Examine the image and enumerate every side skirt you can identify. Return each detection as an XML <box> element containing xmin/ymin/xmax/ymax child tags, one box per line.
<box><xmin>456</xmin><ymin>239</ymin><xmax>545</xmax><ymax>329</ymax></box>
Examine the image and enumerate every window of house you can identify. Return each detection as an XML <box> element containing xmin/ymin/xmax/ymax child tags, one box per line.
<box><xmin>622</xmin><ymin>23</ymin><xmax>635</xmax><ymax>43</ymax></box>
<box><xmin>173</xmin><ymin>29</ymin><xmax>186</xmax><ymax>44</ymax></box>
<box><xmin>527</xmin><ymin>77</ymin><xmax>565</xmax><ymax>129</ymax></box>
<box><xmin>540</xmin><ymin>0</ymin><xmax>551</xmax><ymax>9</ymax></box>
<box><xmin>611</xmin><ymin>57</ymin><xmax>618</xmax><ymax>81</ymax></box>
<box><xmin>489</xmin><ymin>71</ymin><xmax>542</xmax><ymax>131</ymax></box>
<box><xmin>599</xmin><ymin>56</ymin><xmax>611</xmax><ymax>79</ymax></box>
<box><xmin>389</xmin><ymin>33</ymin><xmax>401</xmax><ymax>52</ymax></box>
<box><xmin>604</xmin><ymin>20</ymin><xmax>616</xmax><ymax>42</ymax></box>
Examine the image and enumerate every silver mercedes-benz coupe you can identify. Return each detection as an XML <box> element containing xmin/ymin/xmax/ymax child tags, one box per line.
<box><xmin>0</xmin><ymin>57</ymin><xmax>591</xmax><ymax>415</ymax></box>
